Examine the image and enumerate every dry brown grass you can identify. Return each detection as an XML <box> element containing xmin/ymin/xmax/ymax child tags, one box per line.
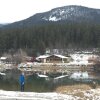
<box><xmin>55</xmin><ymin>84</ymin><xmax>92</xmax><ymax>98</ymax></box>
<box><xmin>55</xmin><ymin>84</ymin><xmax>100</xmax><ymax>98</ymax></box>
<box><xmin>55</xmin><ymin>84</ymin><xmax>91</xmax><ymax>93</ymax></box>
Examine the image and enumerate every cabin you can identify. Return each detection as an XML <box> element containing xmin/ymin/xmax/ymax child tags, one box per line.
<box><xmin>0</xmin><ymin>57</ymin><xmax>7</xmax><ymax>63</ymax></box>
<box><xmin>36</xmin><ymin>54</ymin><xmax>68</xmax><ymax>63</ymax></box>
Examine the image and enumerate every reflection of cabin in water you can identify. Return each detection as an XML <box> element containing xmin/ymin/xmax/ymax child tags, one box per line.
<box><xmin>36</xmin><ymin>54</ymin><xmax>69</xmax><ymax>63</ymax></box>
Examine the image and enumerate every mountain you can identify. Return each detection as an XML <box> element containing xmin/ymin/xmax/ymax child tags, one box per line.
<box><xmin>38</xmin><ymin>5</ymin><xmax>100</xmax><ymax>22</ymax></box>
<box><xmin>0</xmin><ymin>24</ymin><xmax>4</xmax><ymax>28</ymax></box>
<box><xmin>2</xmin><ymin>5</ymin><xmax>100</xmax><ymax>29</ymax></box>
<box><xmin>0</xmin><ymin>23</ymin><xmax>9</xmax><ymax>28</ymax></box>
<box><xmin>0</xmin><ymin>5</ymin><xmax>100</xmax><ymax>54</ymax></box>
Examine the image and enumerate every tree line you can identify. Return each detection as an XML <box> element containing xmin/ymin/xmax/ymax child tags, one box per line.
<box><xmin>0</xmin><ymin>22</ymin><xmax>100</xmax><ymax>56</ymax></box>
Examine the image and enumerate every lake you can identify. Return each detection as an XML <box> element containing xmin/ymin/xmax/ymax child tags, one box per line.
<box><xmin>0</xmin><ymin>69</ymin><xmax>100</xmax><ymax>92</ymax></box>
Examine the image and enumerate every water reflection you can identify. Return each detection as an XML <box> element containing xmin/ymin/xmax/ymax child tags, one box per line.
<box><xmin>0</xmin><ymin>69</ymin><xmax>100</xmax><ymax>92</ymax></box>
<box><xmin>0</xmin><ymin>69</ymin><xmax>54</xmax><ymax>92</ymax></box>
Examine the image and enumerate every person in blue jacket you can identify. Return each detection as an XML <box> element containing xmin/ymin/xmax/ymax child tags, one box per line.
<box><xmin>19</xmin><ymin>72</ymin><xmax>25</xmax><ymax>91</ymax></box>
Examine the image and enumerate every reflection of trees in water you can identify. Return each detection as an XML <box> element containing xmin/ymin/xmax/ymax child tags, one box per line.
<box><xmin>26</xmin><ymin>74</ymin><xmax>54</xmax><ymax>92</ymax></box>
<box><xmin>3</xmin><ymin>68</ymin><xmax>21</xmax><ymax>80</ymax></box>
<box><xmin>0</xmin><ymin>72</ymin><xmax>54</xmax><ymax>92</ymax></box>
<box><xmin>0</xmin><ymin>69</ymin><xmax>100</xmax><ymax>92</ymax></box>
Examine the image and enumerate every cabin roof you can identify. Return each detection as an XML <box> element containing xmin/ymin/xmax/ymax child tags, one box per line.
<box><xmin>36</xmin><ymin>54</ymin><xmax>68</xmax><ymax>59</ymax></box>
<box><xmin>36</xmin><ymin>55</ymin><xmax>50</xmax><ymax>59</ymax></box>
<box><xmin>53</xmin><ymin>54</ymin><xmax>68</xmax><ymax>59</ymax></box>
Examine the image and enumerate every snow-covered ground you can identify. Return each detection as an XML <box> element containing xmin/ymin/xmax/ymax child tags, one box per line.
<box><xmin>0</xmin><ymin>88</ymin><xmax>100</xmax><ymax>100</ymax></box>
<box><xmin>0</xmin><ymin>90</ymin><xmax>78</xmax><ymax>100</ymax></box>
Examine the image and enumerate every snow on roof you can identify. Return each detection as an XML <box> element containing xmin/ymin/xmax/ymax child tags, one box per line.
<box><xmin>36</xmin><ymin>55</ymin><xmax>50</xmax><ymax>59</ymax></box>
<box><xmin>53</xmin><ymin>54</ymin><xmax>68</xmax><ymax>59</ymax></box>
<box><xmin>36</xmin><ymin>54</ymin><xmax>68</xmax><ymax>59</ymax></box>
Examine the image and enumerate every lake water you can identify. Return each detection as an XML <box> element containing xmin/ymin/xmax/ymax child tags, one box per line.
<box><xmin>0</xmin><ymin>69</ymin><xmax>100</xmax><ymax>92</ymax></box>
<box><xmin>0</xmin><ymin>69</ymin><xmax>55</xmax><ymax>92</ymax></box>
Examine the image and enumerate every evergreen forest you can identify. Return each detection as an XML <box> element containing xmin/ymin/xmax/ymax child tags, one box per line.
<box><xmin>0</xmin><ymin>22</ymin><xmax>100</xmax><ymax>55</ymax></box>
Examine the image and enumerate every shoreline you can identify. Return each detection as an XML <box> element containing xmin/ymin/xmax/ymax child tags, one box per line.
<box><xmin>0</xmin><ymin>86</ymin><xmax>100</xmax><ymax>100</ymax></box>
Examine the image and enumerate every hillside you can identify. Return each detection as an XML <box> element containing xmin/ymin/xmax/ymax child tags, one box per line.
<box><xmin>2</xmin><ymin>5</ymin><xmax>100</xmax><ymax>29</ymax></box>
<box><xmin>0</xmin><ymin>5</ymin><xmax>100</xmax><ymax>55</ymax></box>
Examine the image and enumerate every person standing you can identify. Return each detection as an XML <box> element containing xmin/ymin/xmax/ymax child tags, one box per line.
<box><xmin>19</xmin><ymin>72</ymin><xmax>25</xmax><ymax>92</ymax></box>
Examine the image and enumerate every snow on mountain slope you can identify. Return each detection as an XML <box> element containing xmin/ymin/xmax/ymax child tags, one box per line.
<box><xmin>3</xmin><ymin>5</ymin><xmax>100</xmax><ymax>29</ymax></box>
<box><xmin>41</xmin><ymin>5</ymin><xmax>100</xmax><ymax>22</ymax></box>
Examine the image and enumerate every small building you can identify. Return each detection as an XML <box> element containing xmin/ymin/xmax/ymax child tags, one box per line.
<box><xmin>0</xmin><ymin>57</ymin><xmax>7</xmax><ymax>63</ymax></box>
<box><xmin>36</xmin><ymin>54</ymin><xmax>68</xmax><ymax>63</ymax></box>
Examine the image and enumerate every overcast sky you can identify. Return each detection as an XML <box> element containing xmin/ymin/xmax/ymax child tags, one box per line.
<box><xmin>0</xmin><ymin>0</ymin><xmax>100</xmax><ymax>23</ymax></box>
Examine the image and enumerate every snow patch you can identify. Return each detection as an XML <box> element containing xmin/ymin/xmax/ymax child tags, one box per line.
<box><xmin>0</xmin><ymin>89</ymin><xmax>100</xmax><ymax>100</ymax></box>
<box><xmin>0</xmin><ymin>90</ymin><xmax>79</xmax><ymax>100</ymax></box>
<box><xmin>70</xmin><ymin>72</ymin><xmax>89</xmax><ymax>79</ymax></box>
<box><xmin>49</xmin><ymin>16</ymin><xmax>61</xmax><ymax>21</ymax></box>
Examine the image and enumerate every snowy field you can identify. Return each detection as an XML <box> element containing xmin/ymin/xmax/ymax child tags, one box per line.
<box><xmin>0</xmin><ymin>90</ymin><xmax>77</xmax><ymax>100</ymax></box>
<box><xmin>0</xmin><ymin>88</ymin><xmax>100</xmax><ymax>100</ymax></box>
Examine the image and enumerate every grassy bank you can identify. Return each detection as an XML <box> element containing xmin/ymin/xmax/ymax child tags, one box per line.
<box><xmin>55</xmin><ymin>84</ymin><xmax>100</xmax><ymax>98</ymax></box>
